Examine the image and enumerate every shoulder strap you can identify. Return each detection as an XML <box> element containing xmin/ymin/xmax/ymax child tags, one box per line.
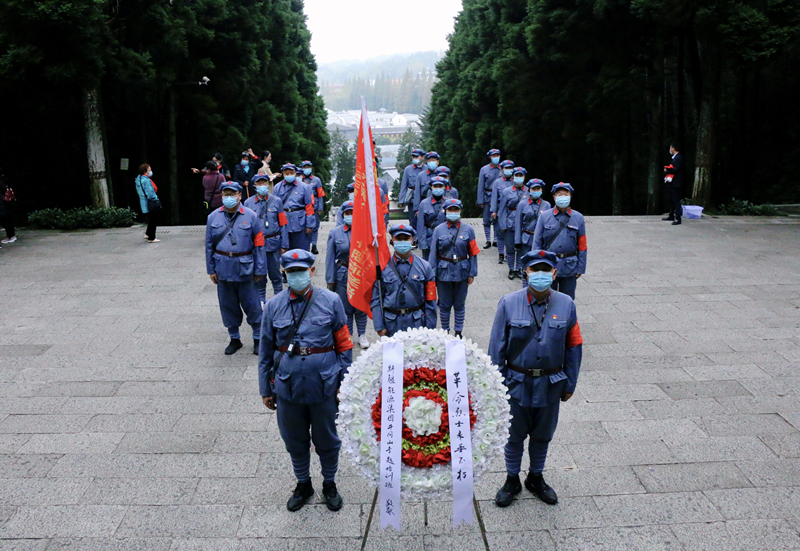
<box><xmin>269</xmin><ymin>289</ymin><xmax>319</xmax><ymax>382</ymax></box>
<box><xmin>384</xmin><ymin>259</ymin><xmax>426</xmax><ymax>308</ymax></box>
<box><xmin>211</xmin><ymin>211</ymin><xmax>241</xmax><ymax>253</ymax></box>
<box><xmin>543</xmin><ymin>212</ymin><xmax>572</xmax><ymax>250</ymax></box>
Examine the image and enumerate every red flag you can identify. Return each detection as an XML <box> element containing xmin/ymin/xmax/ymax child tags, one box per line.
<box><xmin>347</xmin><ymin>99</ymin><xmax>391</xmax><ymax>319</ymax></box>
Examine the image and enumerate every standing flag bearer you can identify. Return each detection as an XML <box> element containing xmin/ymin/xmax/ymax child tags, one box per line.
<box><xmin>244</xmin><ymin>174</ymin><xmax>290</xmax><ymax>302</ymax></box>
<box><xmin>477</xmin><ymin>148</ymin><xmax>502</xmax><ymax>248</ymax></box>
<box><xmin>515</xmin><ymin>179</ymin><xmax>550</xmax><ymax>266</ymax></box>
<box><xmin>326</xmin><ymin>201</ymin><xmax>371</xmax><ymax>350</ymax></box>
<box><xmin>498</xmin><ymin>167</ymin><xmax>528</xmax><ymax>279</ymax></box>
<box><xmin>428</xmin><ymin>199</ymin><xmax>480</xmax><ymax>337</ymax></box>
<box><xmin>490</xmin><ymin>250</ymin><xmax>583</xmax><ymax>508</ymax></box>
<box><xmin>371</xmin><ymin>225</ymin><xmax>438</xmax><ymax>337</ymax></box>
<box><xmin>273</xmin><ymin>163</ymin><xmax>316</xmax><ymax>251</ymax></box>
<box><xmin>347</xmin><ymin>98</ymin><xmax>391</xmax><ymax>321</ymax></box>
<box><xmin>259</xmin><ymin>249</ymin><xmax>353</xmax><ymax>512</ymax></box>
<box><xmin>299</xmin><ymin>160</ymin><xmax>326</xmax><ymax>255</ymax></box>
<box><xmin>206</xmin><ymin>182</ymin><xmax>267</xmax><ymax>355</ymax></box>
<box><xmin>532</xmin><ymin>183</ymin><xmax>587</xmax><ymax>299</ymax></box>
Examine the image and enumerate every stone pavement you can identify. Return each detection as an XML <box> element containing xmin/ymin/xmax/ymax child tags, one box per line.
<box><xmin>0</xmin><ymin>216</ymin><xmax>799</xmax><ymax>550</ymax></box>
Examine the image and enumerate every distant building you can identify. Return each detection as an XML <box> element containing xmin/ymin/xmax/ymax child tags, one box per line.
<box><xmin>326</xmin><ymin>110</ymin><xmax>422</xmax><ymax>142</ymax></box>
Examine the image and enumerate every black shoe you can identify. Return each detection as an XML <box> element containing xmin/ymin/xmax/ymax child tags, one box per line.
<box><xmin>224</xmin><ymin>339</ymin><xmax>243</xmax><ymax>355</ymax></box>
<box><xmin>662</xmin><ymin>216</ymin><xmax>674</xmax><ymax>221</ymax></box>
<box><xmin>525</xmin><ymin>473</ymin><xmax>558</xmax><ymax>504</ymax></box>
<box><xmin>498</xmin><ymin>254</ymin><xmax>505</xmax><ymax>265</ymax></box>
<box><xmin>321</xmin><ymin>480</ymin><xmax>343</xmax><ymax>511</ymax></box>
<box><xmin>492</xmin><ymin>241</ymin><xmax>497</xmax><ymax>247</ymax></box>
<box><xmin>672</xmin><ymin>219</ymin><xmax>681</xmax><ymax>225</ymax></box>
<box><xmin>311</xmin><ymin>245</ymin><xmax>319</xmax><ymax>255</ymax></box>
<box><xmin>508</xmin><ymin>270</ymin><xmax>516</xmax><ymax>280</ymax></box>
<box><xmin>253</xmin><ymin>339</ymin><xmax>259</xmax><ymax>355</ymax></box>
<box><xmin>287</xmin><ymin>480</ymin><xmax>315</xmax><ymax>512</ymax></box>
<box><xmin>494</xmin><ymin>474</ymin><xmax>522</xmax><ymax>507</ymax></box>
<box><xmin>484</xmin><ymin>241</ymin><xmax>492</xmax><ymax>249</ymax></box>
<box><xmin>454</xmin><ymin>331</ymin><xmax>463</xmax><ymax>339</ymax></box>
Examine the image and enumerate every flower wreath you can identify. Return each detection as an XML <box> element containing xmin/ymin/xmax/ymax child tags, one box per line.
<box><xmin>337</xmin><ymin>328</ymin><xmax>511</xmax><ymax>501</ymax></box>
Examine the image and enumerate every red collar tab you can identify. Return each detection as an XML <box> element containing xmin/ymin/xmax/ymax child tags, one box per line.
<box><xmin>526</xmin><ymin>289</ymin><xmax>551</xmax><ymax>305</ymax></box>
<box><xmin>290</xmin><ymin>287</ymin><xmax>312</xmax><ymax>300</ymax></box>
<box><xmin>394</xmin><ymin>253</ymin><xmax>413</xmax><ymax>264</ymax></box>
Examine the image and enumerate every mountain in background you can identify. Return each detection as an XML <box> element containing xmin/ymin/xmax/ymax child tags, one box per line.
<box><xmin>318</xmin><ymin>51</ymin><xmax>443</xmax><ymax>84</ymax></box>
<box><xmin>318</xmin><ymin>51</ymin><xmax>442</xmax><ymax>112</ymax></box>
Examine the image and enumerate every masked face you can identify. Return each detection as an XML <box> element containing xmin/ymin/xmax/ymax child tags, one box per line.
<box><xmin>555</xmin><ymin>195</ymin><xmax>571</xmax><ymax>209</ymax></box>
<box><xmin>530</xmin><ymin>189</ymin><xmax>543</xmax><ymax>199</ymax></box>
<box><xmin>503</xmin><ymin>169</ymin><xmax>513</xmax><ymax>177</ymax></box>
<box><xmin>343</xmin><ymin>214</ymin><xmax>353</xmax><ymax>226</ymax></box>
<box><xmin>412</xmin><ymin>157</ymin><xmax>422</xmax><ymax>166</ymax></box>
<box><xmin>222</xmin><ymin>195</ymin><xmax>239</xmax><ymax>209</ymax></box>
<box><xmin>303</xmin><ymin>168</ymin><xmax>312</xmax><ymax>176</ymax></box>
<box><xmin>446</xmin><ymin>211</ymin><xmax>461</xmax><ymax>222</ymax></box>
<box><xmin>241</xmin><ymin>159</ymin><xmax>249</xmax><ymax>166</ymax></box>
<box><xmin>286</xmin><ymin>270</ymin><xmax>311</xmax><ymax>292</ymax></box>
<box><xmin>432</xmin><ymin>186</ymin><xmax>445</xmax><ymax>197</ymax></box>
<box><xmin>528</xmin><ymin>270</ymin><xmax>554</xmax><ymax>292</ymax></box>
<box><xmin>284</xmin><ymin>174</ymin><xmax>296</xmax><ymax>183</ymax></box>
<box><xmin>393</xmin><ymin>240</ymin><xmax>413</xmax><ymax>254</ymax></box>
<box><xmin>491</xmin><ymin>156</ymin><xmax>500</xmax><ymax>165</ymax></box>
<box><xmin>513</xmin><ymin>176</ymin><xmax>524</xmax><ymax>185</ymax></box>
<box><xmin>255</xmin><ymin>186</ymin><xmax>269</xmax><ymax>196</ymax></box>
<box><xmin>427</xmin><ymin>160</ymin><xmax>439</xmax><ymax>170</ymax></box>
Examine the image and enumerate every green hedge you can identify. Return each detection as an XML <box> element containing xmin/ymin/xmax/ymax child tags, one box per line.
<box><xmin>27</xmin><ymin>207</ymin><xmax>137</xmax><ymax>230</ymax></box>
<box><xmin>717</xmin><ymin>199</ymin><xmax>779</xmax><ymax>216</ymax></box>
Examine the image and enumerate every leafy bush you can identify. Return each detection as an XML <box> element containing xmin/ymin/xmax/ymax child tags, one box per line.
<box><xmin>717</xmin><ymin>199</ymin><xmax>778</xmax><ymax>216</ymax></box>
<box><xmin>27</xmin><ymin>207</ymin><xmax>137</xmax><ymax>230</ymax></box>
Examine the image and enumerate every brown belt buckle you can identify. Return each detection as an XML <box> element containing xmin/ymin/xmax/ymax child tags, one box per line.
<box><xmin>226</xmin><ymin>251</ymin><xmax>234</xmax><ymax>258</ymax></box>
<box><xmin>298</xmin><ymin>347</ymin><xmax>311</xmax><ymax>356</ymax></box>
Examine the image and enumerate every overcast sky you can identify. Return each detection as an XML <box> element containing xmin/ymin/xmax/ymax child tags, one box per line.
<box><xmin>303</xmin><ymin>0</ymin><xmax>463</xmax><ymax>64</ymax></box>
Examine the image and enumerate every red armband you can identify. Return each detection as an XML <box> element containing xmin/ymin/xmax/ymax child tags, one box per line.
<box><xmin>566</xmin><ymin>322</ymin><xmax>583</xmax><ymax>348</ymax></box>
<box><xmin>467</xmin><ymin>239</ymin><xmax>481</xmax><ymax>257</ymax></box>
<box><xmin>305</xmin><ymin>203</ymin><xmax>315</xmax><ymax>216</ymax></box>
<box><xmin>278</xmin><ymin>212</ymin><xmax>288</xmax><ymax>226</ymax></box>
<box><xmin>578</xmin><ymin>235</ymin><xmax>587</xmax><ymax>252</ymax></box>
<box><xmin>334</xmin><ymin>325</ymin><xmax>354</xmax><ymax>353</ymax></box>
<box><xmin>253</xmin><ymin>231</ymin><xmax>265</xmax><ymax>247</ymax></box>
<box><xmin>425</xmin><ymin>281</ymin><xmax>437</xmax><ymax>301</ymax></box>
<box><xmin>317</xmin><ymin>187</ymin><xmax>326</xmax><ymax>197</ymax></box>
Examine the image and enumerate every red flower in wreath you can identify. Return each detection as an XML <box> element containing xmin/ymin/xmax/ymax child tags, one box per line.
<box><xmin>372</xmin><ymin>367</ymin><xmax>477</xmax><ymax>468</ymax></box>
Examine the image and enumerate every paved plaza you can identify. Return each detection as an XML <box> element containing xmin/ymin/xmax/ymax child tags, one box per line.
<box><xmin>0</xmin><ymin>215</ymin><xmax>799</xmax><ymax>550</ymax></box>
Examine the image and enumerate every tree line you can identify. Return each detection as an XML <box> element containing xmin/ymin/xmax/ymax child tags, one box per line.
<box><xmin>425</xmin><ymin>0</ymin><xmax>800</xmax><ymax>216</ymax></box>
<box><xmin>0</xmin><ymin>0</ymin><xmax>329</xmax><ymax>225</ymax></box>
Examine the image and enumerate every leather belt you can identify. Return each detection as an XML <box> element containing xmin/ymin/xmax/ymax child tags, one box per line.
<box><xmin>277</xmin><ymin>345</ymin><xmax>334</xmax><ymax>356</ymax></box>
<box><xmin>507</xmin><ymin>363</ymin><xmax>563</xmax><ymax>377</ymax></box>
<box><xmin>508</xmin><ymin>206</ymin><xmax>517</xmax><ymax>211</ymax></box>
<box><xmin>523</xmin><ymin>229</ymin><xmax>535</xmax><ymax>235</ymax></box>
<box><xmin>385</xmin><ymin>304</ymin><xmax>423</xmax><ymax>315</ymax></box>
<box><xmin>214</xmin><ymin>250</ymin><xmax>253</xmax><ymax>257</ymax></box>
<box><xmin>264</xmin><ymin>231</ymin><xmax>281</xmax><ymax>239</ymax></box>
<box><xmin>438</xmin><ymin>255</ymin><xmax>468</xmax><ymax>263</ymax></box>
<box><xmin>285</xmin><ymin>207</ymin><xmax>305</xmax><ymax>212</ymax></box>
<box><xmin>556</xmin><ymin>251</ymin><xmax>578</xmax><ymax>258</ymax></box>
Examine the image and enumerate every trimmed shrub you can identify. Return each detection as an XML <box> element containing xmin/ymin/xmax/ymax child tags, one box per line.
<box><xmin>717</xmin><ymin>199</ymin><xmax>779</xmax><ymax>216</ymax></box>
<box><xmin>27</xmin><ymin>207</ymin><xmax>137</xmax><ymax>230</ymax></box>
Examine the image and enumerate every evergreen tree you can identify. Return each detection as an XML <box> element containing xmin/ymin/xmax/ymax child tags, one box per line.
<box><xmin>329</xmin><ymin>128</ymin><xmax>356</xmax><ymax>207</ymax></box>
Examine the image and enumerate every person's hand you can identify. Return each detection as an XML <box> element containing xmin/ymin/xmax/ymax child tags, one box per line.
<box><xmin>468</xmin><ymin>277</ymin><xmax>474</xmax><ymax>285</ymax></box>
<box><xmin>281</xmin><ymin>249</ymin><xmax>287</xmax><ymax>254</ymax></box>
<box><xmin>377</xmin><ymin>329</ymin><xmax>387</xmax><ymax>337</ymax></box>
<box><xmin>305</xmin><ymin>227</ymin><xmax>313</xmax><ymax>234</ymax></box>
<box><xmin>254</xmin><ymin>275</ymin><xmax>264</xmax><ymax>282</ymax></box>
<box><xmin>248</xmin><ymin>148</ymin><xmax>254</xmax><ymax>155</ymax></box>
<box><xmin>561</xmin><ymin>392</ymin><xmax>573</xmax><ymax>402</ymax></box>
<box><xmin>263</xmin><ymin>396</ymin><xmax>277</xmax><ymax>410</ymax></box>
<box><xmin>210</xmin><ymin>274</ymin><xmax>218</xmax><ymax>285</ymax></box>
<box><xmin>243</xmin><ymin>181</ymin><xmax>249</xmax><ymax>187</ymax></box>
<box><xmin>192</xmin><ymin>168</ymin><xmax>200</xmax><ymax>173</ymax></box>
<box><xmin>492</xmin><ymin>213</ymin><xmax>497</xmax><ymax>219</ymax></box>
<box><xmin>575</xmin><ymin>274</ymin><xmax>582</xmax><ymax>279</ymax></box>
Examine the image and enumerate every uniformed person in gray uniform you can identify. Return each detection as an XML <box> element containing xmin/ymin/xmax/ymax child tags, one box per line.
<box><xmin>259</xmin><ymin>249</ymin><xmax>353</xmax><ymax>512</ymax></box>
<box><xmin>371</xmin><ymin>224</ymin><xmax>438</xmax><ymax>337</ymax></box>
<box><xmin>489</xmin><ymin>250</ymin><xmax>583</xmax><ymax>507</ymax></box>
<box><xmin>205</xmin><ymin>182</ymin><xmax>267</xmax><ymax>355</ymax></box>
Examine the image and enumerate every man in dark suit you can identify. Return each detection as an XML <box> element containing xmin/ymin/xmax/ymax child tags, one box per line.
<box><xmin>663</xmin><ymin>143</ymin><xmax>683</xmax><ymax>225</ymax></box>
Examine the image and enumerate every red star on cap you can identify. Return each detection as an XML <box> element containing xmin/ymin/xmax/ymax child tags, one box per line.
<box><xmin>399</xmin><ymin>224</ymin><xmax>404</xmax><ymax>229</ymax></box>
<box><xmin>539</xmin><ymin>250</ymin><xmax>546</xmax><ymax>257</ymax></box>
<box><xmin>292</xmin><ymin>252</ymin><xmax>299</xmax><ymax>259</ymax></box>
